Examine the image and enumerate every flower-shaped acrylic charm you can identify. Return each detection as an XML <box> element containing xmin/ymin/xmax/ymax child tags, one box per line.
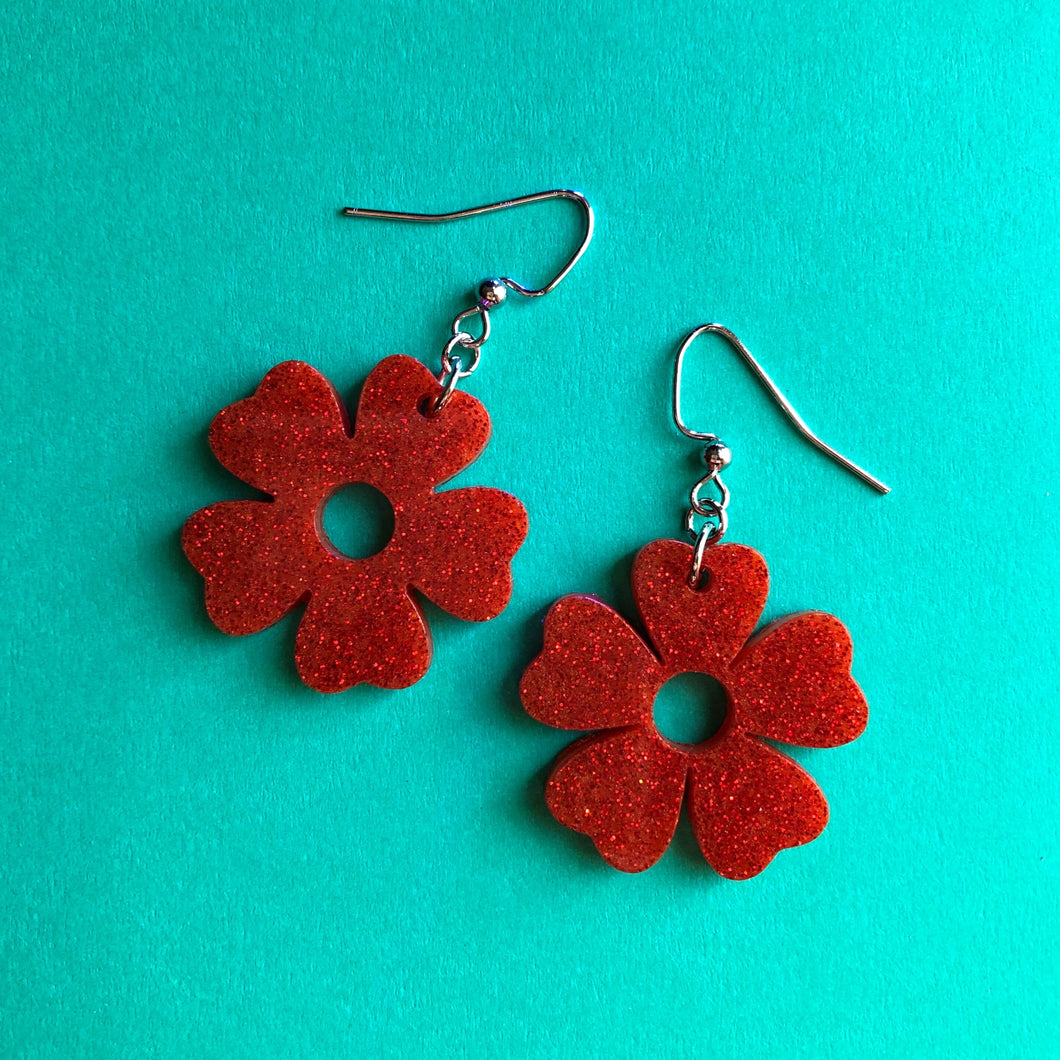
<box><xmin>520</xmin><ymin>538</ymin><xmax>867</xmax><ymax>878</ymax></box>
<box><xmin>184</xmin><ymin>356</ymin><xmax>528</xmax><ymax>692</ymax></box>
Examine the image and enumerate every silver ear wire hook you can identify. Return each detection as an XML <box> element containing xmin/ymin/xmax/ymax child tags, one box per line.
<box><xmin>341</xmin><ymin>189</ymin><xmax>593</xmax><ymax>299</ymax></box>
<box><xmin>674</xmin><ymin>323</ymin><xmax>888</xmax><ymax>587</ymax></box>
<box><xmin>674</xmin><ymin>323</ymin><xmax>890</xmax><ymax>493</ymax></box>
<box><xmin>340</xmin><ymin>190</ymin><xmax>593</xmax><ymax>412</ymax></box>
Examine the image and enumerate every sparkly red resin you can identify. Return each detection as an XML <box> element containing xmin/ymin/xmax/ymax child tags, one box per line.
<box><xmin>520</xmin><ymin>539</ymin><xmax>867</xmax><ymax>879</ymax></box>
<box><xmin>183</xmin><ymin>356</ymin><xmax>528</xmax><ymax>692</ymax></box>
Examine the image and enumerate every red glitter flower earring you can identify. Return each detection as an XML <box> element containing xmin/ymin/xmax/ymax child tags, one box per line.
<box><xmin>184</xmin><ymin>190</ymin><xmax>593</xmax><ymax>693</ymax></box>
<box><xmin>520</xmin><ymin>324</ymin><xmax>888</xmax><ymax>878</ymax></box>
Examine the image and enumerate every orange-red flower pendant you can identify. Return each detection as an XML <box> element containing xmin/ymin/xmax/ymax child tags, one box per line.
<box><xmin>520</xmin><ymin>538</ymin><xmax>867</xmax><ymax>878</ymax></box>
<box><xmin>184</xmin><ymin>356</ymin><xmax>528</xmax><ymax>692</ymax></box>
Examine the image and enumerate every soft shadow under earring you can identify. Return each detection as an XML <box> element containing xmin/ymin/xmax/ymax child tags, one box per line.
<box><xmin>520</xmin><ymin>324</ymin><xmax>887</xmax><ymax>879</ymax></box>
<box><xmin>183</xmin><ymin>190</ymin><xmax>592</xmax><ymax>693</ymax></box>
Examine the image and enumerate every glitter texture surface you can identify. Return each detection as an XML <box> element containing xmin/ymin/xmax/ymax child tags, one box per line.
<box><xmin>183</xmin><ymin>356</ymin><xmax>528</xmax><ymax>692</ymax></box>
<box><xmin>520</xmin><ymin>538</ymin><xmax>867</xmax><ymax>878</ymax></box>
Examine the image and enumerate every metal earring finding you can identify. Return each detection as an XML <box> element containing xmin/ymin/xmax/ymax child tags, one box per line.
<box><xmin>673</xmin><ymin>323</ymin><xmax>889</xmax><ymax>587</ymax></box>
<box><xmin>342</xmin><ymin>190</ymin><xmax>594</xmax><ymax>413</ymax></box>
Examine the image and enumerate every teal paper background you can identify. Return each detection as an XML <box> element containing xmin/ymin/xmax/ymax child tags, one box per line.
<box><xmin>2</xmin><ymin>1</ymin><xmax>1058</xmax><ymax>1056</ymax></box>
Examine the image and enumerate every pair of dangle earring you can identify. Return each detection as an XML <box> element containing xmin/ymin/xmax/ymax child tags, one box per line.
<box><xmin>183</xmin><ymin>196</ymin><xmax>885</xmax><ymax>881</ymax></box>
<box><xmin>183</xmin><ymin>191</ymin><xmax>592</xmax><ymax>692</ymax></box>
<box><xmin>520</xmin><ymin>324</ymin><xmax>888</xmax><ymax>879</ymax></box>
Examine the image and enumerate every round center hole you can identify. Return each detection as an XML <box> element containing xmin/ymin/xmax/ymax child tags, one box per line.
<box><xmin>652</xmin><ymin>671</ymin><xmax>729</xmax><ymax>745</ymax></box>
<box><xmin>320</xmin><ymin>483</ymin><xmax>395</xmax><ymax>560</ymax></box>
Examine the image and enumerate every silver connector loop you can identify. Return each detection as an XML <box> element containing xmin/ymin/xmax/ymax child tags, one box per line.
<box><xmin>684</xmin><ymin>462</ymin><xmax>730</xmax><ymax>587</ymax></box>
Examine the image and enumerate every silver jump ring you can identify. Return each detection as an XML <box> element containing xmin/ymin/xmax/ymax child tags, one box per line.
<box><xmin>688</xmin><ymin>522</ymin><xmax>724</xmax><ymax>588</ymax></box>
<box><xmin>432</xmin><ymin>352</ymin><xmax>464</xmax><ymax>414</ymax></box>
<box><xmin>440</xmin><ymin>333</ymin><xmax>480</xmax><ymax>378</ymax></box>
<box><xmin>689</xmin><ymin>496</ymin><xmax>725</xmax><ymax>520</ymax></box>
<box><xmin>684</xmin><ymin>505</ymin><xmax>728</xmax><ymax>542</ymax></box>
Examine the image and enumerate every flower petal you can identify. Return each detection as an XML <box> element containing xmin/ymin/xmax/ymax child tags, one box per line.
<box><xmin>520</xmin><ymin>596</ymin><xmax>662</xmax><ymax>731</ymax></box>
<box><xmin>687</xmin><ymin>734</ymin><xmax>828</xmax><ymax>880</ymax></box>
<box><xmin>730</xmin><ymin>612</ymin><xmax>868</xmax><ymax>748</ymax></box>
<box><xmin>182</xmin><ymin>500</ymin><xmax>312</xmax><ymax>634</ymax></box>
<box><xmin>546</xmin><ymin>728</ymin><xmax>688</xmax><ymax>872</ymax></box>
<box><xmin>294</xmin><ymin>573</ymin><xmax>431</xmax><ymax>693</ymax></box>
<box><xmin>403</xmin><ymin>486</ymin><xmax>528</xmax><ymax>621</ymax></box>
<box><xmin>209</xmin><ymin>361</ymin><xmax>354</xmax><ymax>495</ymax></box>
<box><xmin>352</xmin><ymin>355</ymin><xmax>492</xmax><ymax>493</ymax></box>
<box><xmin>632</xmin><ymin>539</ymin><xmax>769</xmax><ymax>675</ymax></box>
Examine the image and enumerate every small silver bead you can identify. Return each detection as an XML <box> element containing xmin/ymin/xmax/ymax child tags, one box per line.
<box><xmin>702</xmin><ymin>442</ymin><xmax>732</xmax><ymax>471</ymax></box>
<box><xmin>477</xmin><ymin>278</ymin><xmax>507</xmax><ymax>309</ymax></box>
